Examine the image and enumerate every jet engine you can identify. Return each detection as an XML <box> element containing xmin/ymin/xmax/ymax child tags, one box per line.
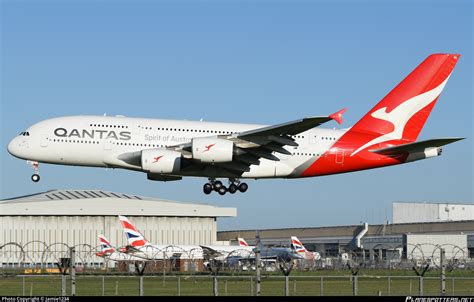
<box><xmin>192</xmin><ymin>137</ymin><xmax>233</xmax><ymax>163</ymax></box>
<box><xmin>141</xmin><ymin>149</ymin><xmax>181</xmax><ymax>174</ymax></box>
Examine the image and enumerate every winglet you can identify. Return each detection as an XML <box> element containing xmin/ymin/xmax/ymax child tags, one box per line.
<box><xmin>329</xmin><ymin>108</ymin><xmax>347</xmax><ymax>125</ymax></box>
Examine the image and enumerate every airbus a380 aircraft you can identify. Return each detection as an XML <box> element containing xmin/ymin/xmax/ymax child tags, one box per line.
<box><xmin>7</xmin><ymin>54</ymin><xmax>463</xmax><ymax>195</ymax></box>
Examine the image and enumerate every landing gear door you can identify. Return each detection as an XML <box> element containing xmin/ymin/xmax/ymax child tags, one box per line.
<box><xmin>40</xmin><ymin>135</ymin><xmax>48</xmax><ymax>147</ymax></box>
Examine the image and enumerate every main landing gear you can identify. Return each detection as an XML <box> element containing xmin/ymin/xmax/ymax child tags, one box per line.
<box><xmin>27</xmin><ymin>160</ymin><xmax>40</xmax><ymax>182</ymax></box>
<box><xmin>203</xmin><ymin>178</ymin><xmax>248</xmax><ymax>195</ymax></box>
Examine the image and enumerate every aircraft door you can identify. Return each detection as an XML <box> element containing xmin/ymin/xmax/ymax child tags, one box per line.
<box><xmin>103</xmin><ymin>140</ymin><xmax>113</xmax><ymax>151</ymax></box>
<box><xmin>40</xmin><ymin>135</ymin><xmax>48</xmax><ymax>147</ymax></box>
<box><xmin>133</xmin><ymin>122</ymin><xmax>141</xmax><ymax>135</ymax></box>
<box><xmin>335</xmin><ymin>150</ymin><xmax>344</xmax><ymax>164</ymax></box>
<box><xmin>309</xmin><ymin>133</ymin><xmax>317</xmax><ymax>145</ymax></box>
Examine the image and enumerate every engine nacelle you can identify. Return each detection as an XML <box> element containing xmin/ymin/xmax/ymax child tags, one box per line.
<box><xmin>192</xmin><ymin>137</ymin><xmax>233</xmax><ymax>163</ymax></box>
<box><xmin>141</xmin><ymin>149</ymin><xmax>181</xmax><ymax>174</ymax></box>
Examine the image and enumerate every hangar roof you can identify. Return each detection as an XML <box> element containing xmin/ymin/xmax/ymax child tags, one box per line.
<box><xmin>0</xmin><ymin>189</ymin><xmax>237</xmax><ymax>217</ymax></box>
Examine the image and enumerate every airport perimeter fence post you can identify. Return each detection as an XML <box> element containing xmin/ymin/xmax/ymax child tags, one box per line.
<box><xmin>115</xmin><ymin>281</ymin><xmax>118</xmax><ymax>296</ymax></box>
<box><xmin>352</xmin><ymin>275</ymin><xmax>358</xmax><ymax>296</ymax></box>
<box><xmin>213</xmin><ymin>275</ymin><xmax>218</xmax><ymax>296</ymax></box>
<box><xmin>320</xmin><ymin>276</ymin><xmax>323</xmax><ymax>296</ymax></box>
<box><xmin>139</xmin><ymin>276</ymin><xmax>144</xmax><ymax>296</ymax></box>
<box><xmin>224</xmin><ymin>279</ymin><xmax>228</xmax><ymax>296</ymax></box>
<box><xmin>70</xmin><ymin>247</ymin><xmax>76</xmax><ymax>296</ymax></box>
<box><xmin>256</xmin><ymin>251</ymin><xmax>261</xmax><ymax>296</ymax></box>
<box><xmin>451</xmin><ymin>277</ymin><xmax>454</xmax><ymax>295</ymax></box>
<box><xmin>388</xmin><ymin>275</ymin><xmax>391</xmax><ymax>296</ymax></box>
<box><xmin>250</xmin><ymin>276</ymin><xmax>254</xmax><ymax>296</ymax></box>
<box><xmin>285</xmin><ymin>275</ymin><xmax>289</xmax><ymax>296</ymax></box>
<box><xmin>102</xmin><ymin>276</ymin><xmax>105</xmax><ymax>296</ymax></box>
<box><xmin>255</xmin><ymin>231</ymin><xmax>262</xmax><ymax>296</ymax></box>
<box><xmin>22</xmin><ymin>276</ymin><xmax>25</xmax><ymax>296</ymax></box>
<box><xmin>61</xmin><ymin>274</ymin><xmax>66</xmax><ymax>296</ymax></box>
<box><xmin>419</xmin><ymin>276</ymin><xmax>423</xmax><ymax>296</ymax></box>
<box><xmin>293</xmin><ymin>279</ymin><xmax>296</xmax><ymax>296</ymax></box>
<box><xmin>177</xmin><ymin>276</ymin><xmax>181</xmax><ymax>296</ymax></box>
<box><xmin>440</xmin><ymin>248</ymin><xmax>446</xmax><ymax>296</ymax></box>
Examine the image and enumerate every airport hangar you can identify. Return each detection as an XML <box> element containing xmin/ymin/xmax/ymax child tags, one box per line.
<box><xmin>0</xmin><ymin>189</ymin><xmax>236</xmax><ymax>266</ymax></box>
<box><xmin>218</xmin><ymin>202</ymin><xmax>474</xmax><ymax>261</ymax></box>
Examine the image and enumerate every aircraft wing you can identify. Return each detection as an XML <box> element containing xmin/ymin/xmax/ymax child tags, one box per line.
<box><xmin>259</xmin><ymin>247</ymin><xmax>303</xmax><ymax>261</ymax></box>
<box><xmin>369</xmin><ymin>138</ymin><xmax>464</xmax><ymax>156</ymax></box>
<box><xmin>166</xmin><ymin>109</ymin><xmax>347</xmax><ymax>175</ymax></box>
<box><xmin>199</xmin><ymin>245</ymin><xmax>226</xmax><ymax>259</ymax></box>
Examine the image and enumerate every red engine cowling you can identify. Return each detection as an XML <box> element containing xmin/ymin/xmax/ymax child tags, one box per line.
<box><xmin>192</xmin><ymin>138</ymin><xmax>233</xmax><ymax>163</ymax></box>
<box><xmin>141</xmin><ymin>149</ymin><xmax>181</xmax><ymax>174</ymax></box>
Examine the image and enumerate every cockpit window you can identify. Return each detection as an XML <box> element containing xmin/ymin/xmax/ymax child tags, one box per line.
<box><xmin>19</xmin><ymin>132</ymin><xmax>30</xmax><ymax>136</ymax></box>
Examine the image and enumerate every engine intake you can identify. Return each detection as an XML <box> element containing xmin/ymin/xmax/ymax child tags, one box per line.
<box><xmin>192</xmin><ymin>137</ymin><xmax>233</xmax><ymax>163</ymax></box>
<box><xmin>141</xmin><ymin>149</ymin><xmax>181</xmax><ymax>174</ymax></box>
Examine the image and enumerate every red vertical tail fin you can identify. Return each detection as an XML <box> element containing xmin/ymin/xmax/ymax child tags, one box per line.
<box><xmin>348</xmin><ymin>54</ymin><xmax>460</xmax><ymax>156</ymax></box>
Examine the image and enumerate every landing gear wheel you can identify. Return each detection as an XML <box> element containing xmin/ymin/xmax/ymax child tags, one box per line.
<box><xmin>203</xmin><ymin>183</ymin><xmax>213</xmax><ymax>195</ymax></box>
<box><xmin>31</xmin><ymin>174</ymin><xmax>40</xmax><ymax>182</ymax></box>
<box><xmin>228</xmin><ymin>184</ymin><xmax>238</xmax><ymax>194</ymax></box>
<box><xmin>213</xmin><ymin>180</ymin><xmax>223</xmax><ymax>191</ymax></box>
<box><xmin>239</xmin><ymin>182</ymin><xmax>248</xmax><ymax>193</ymax></box>
<box><xmin>217</xmin><ymin>186</ymin><xmax>227</xmax><ymax>195</ymax></box>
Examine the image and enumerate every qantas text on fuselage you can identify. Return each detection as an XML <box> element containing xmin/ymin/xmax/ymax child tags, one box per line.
<box><xmin>7</xmin><ymin>54</ymin><xmax>464</xmax><ymax>195</ymax></box>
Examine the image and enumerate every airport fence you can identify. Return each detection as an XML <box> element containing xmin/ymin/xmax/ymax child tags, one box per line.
<box><xmin>1</xmin><ymin>240</ymin><xmax>473</xmax><ymax>296</ymax></box>
<box><xmin>1</xmin><ymin>274</ymin><xmax>474</xmax><ymax>296</ymax></box>
<box><xmin>1</xmin><ymin>240</ymin><xmax>472</xmax><ymax>274</ymax></box>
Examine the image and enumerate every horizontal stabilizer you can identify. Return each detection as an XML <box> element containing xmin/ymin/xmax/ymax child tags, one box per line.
<box><xmin>369</xmin><ymin>138</ymin><xmax>464</xmax><ymax>155</ymax></box>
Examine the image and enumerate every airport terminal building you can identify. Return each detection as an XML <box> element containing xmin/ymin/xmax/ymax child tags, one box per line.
<box><xmin>218</xmin><ymin>201</ymin><xmax>474</xmax><ymax>261</ymax></box>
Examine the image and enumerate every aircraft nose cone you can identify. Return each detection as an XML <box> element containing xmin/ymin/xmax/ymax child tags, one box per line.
<box><xmin>7</xmin><ymin>137</ymin><xmax>21</xmax><ymax>158</ymax></box>
<box><xmin>7</xmin><ymin>139</ymin><xmax>16</xmax><ymax>155</ymax></box>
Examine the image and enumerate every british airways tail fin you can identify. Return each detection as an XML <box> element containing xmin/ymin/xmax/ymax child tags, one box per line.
<box><xmin>238</xmin><ymin>237</ymin><xmax>249</xmax><ymax>247</ymax></box>
<box><xmin>118</xmin><ymin>215</ymin><xmax>150</xmax><ymax>247</ymax></box>
<box><xmin>290</xmin><ymin>236</ymin><xmax>308</xmax><ymax>254</ymax></box>
<box><xmin>96</xmin><ymin>235</ymin><xmax>115</xmax><ymax>257</ymax></box>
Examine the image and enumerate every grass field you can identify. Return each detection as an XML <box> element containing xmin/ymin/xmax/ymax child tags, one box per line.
<box><xmin>1</xmin><ymin>272</ymin><xmax>474</xmax><ymax>296</ymax></box>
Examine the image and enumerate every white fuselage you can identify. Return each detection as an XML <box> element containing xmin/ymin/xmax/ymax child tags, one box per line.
<box><xmin>8</xmin><ymin>115</ymin><xmax>346</xmax><ymax>179</ymax></box>
<box><xmin>129</xmin><ymin>244</ymin><xmax>205</xmax><ymax>260</ymax></box>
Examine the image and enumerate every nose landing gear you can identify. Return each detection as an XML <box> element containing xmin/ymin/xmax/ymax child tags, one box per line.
<box><xmin>27</xmin><ymin>160</ymin><xmax>40</xmax><ymax>182</ymax></box>
<box><xmin>203</xmin><ymin>178</ymin><xmax>248</xmax><ymax>195</ymax></box>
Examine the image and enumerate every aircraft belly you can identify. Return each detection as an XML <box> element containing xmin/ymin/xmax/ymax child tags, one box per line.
<box><xmin>241</xmin><ymin>159</ymin><xmax>276</xmax><ymax>178</ymax></box>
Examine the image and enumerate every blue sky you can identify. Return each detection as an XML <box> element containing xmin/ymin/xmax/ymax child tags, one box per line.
<box><xmin>1</xmin><ymin>0</ymin><xmax>472</xmax><ymax>231</ymax></box>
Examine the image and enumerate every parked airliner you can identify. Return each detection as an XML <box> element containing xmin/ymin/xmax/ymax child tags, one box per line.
<box><xmin>119</xmin><ymin>215</ymin><xmax>253</xmax><ymax>260</ymax></box>
<box><xmin>95</xmin><ymin>235</ymin><xmax>144</xmax><ymax>261</ymax></box>
<box><xmin>290</xmin><ymin>236</ymin><xmax>321</xmax><ymax>261</ymax></box>
<box><xmin>7</xmin><ymin>54</ymin><xmax>463</xmax><ymax>195</ymax></box>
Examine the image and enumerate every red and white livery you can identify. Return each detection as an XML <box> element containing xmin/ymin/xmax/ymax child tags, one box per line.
<box><xmin>7</xmin><ymin>54</ymin><xmax>464</xmax><ymax>195</ymax></box>
<box><xmin>95</xmin><ymin>235</ymin><xmax>143</xmax><ymax>261</ymax></box>
<box><xmin>290</xmin><ymin>236</ymin><xmax>321</xmax><ymax>261</ymax></box>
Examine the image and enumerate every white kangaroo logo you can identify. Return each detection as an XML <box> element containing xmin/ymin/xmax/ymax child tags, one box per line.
<box><xmin>350</xmin><ymin>76</ymin><xmax>450</xmax><ymax>157</ymax></box>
